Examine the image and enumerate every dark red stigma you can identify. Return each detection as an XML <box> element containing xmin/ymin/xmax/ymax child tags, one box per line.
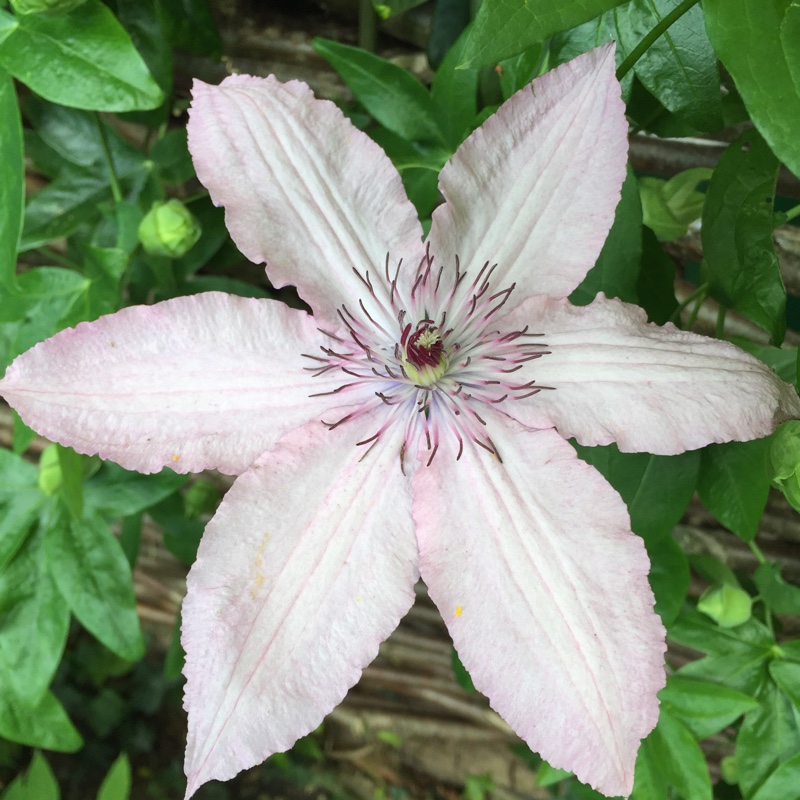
<box><xmin>406</xmin><ymin>325</ymin><xmax>444</xmax><ymax>369</ymax></box>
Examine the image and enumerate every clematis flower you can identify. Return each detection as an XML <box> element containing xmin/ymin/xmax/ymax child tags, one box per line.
<box><xmin>1</xmin><ymin>44</ymin><xmax>798</xmax><ymax>798</ymax></box>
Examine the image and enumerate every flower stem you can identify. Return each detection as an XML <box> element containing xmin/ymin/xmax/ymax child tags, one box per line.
<box><xmin>669</xmin><ymin>281</ymin><xmax>709</xmax><ymax>325</ymax></box>
<box><xmin>95</xmin><ymin>113</ymin><xmax>123</xmax><ymax>204</ymax></box>
<box><xmin>358</xmin><ymin>0</ymin><xmax>377</xmax><ymax>52</ymax></box>
<box><xmin>616</xmin><ymin>0</ymin><xmax>701</xmax><ymax>82</ymax></box>
<box><xmin>785</xmin><ymin>204</ymin><xmax>800</xmax><ymax>223</ymax></box>
<box><xmin>748</xmin><ymin>540</ymin><xmax>767</xmax><ymax>565</ymax></box>
<box><xmin>715</xmin><ymin>304</ymin><xmax>727</xmax><ymax>338</ymax></box>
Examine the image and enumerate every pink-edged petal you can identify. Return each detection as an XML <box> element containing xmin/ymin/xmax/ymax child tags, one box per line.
<box><xmin>502</xmin><ymin>294</ymin><xmax>800</xmax><ymax>454</ymax></box>
<box><xmin>0</xmin><ymin>293</ymin><xmax>359</xmax><ymax>475</ymax></box>
<box><xmin>188</xmin><ymin>75</ymin><xmax>424</xmax><ymax>328</ymax></box>
<box><xmin>426</xmin><ymin>44</ymin><xmax>627</xmax><ymax>305</ymax></box>
<box><xmin>182</xmin><ymin>416</ymin><xmax>418</xmax><ymax>797</ymax></box>
<box><xmin>412</xmin><ymin>418</ymin><xmax>665</xmax><ymax>797</ymax></box>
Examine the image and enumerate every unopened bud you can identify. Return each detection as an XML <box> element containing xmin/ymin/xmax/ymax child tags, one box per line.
<box><xmin>38</xmin><ymin>444</ymin><xmax>63</xmax><ymax>496</ymax></box>
<box><xmin>698</xmin><ymin>583</ymin><xmax>752</xmax><ymax>628</ymax></box>
<box><xmin>138</xmin><ymin>200</ymin><xmax>201</xmax><ymax>258</ymax></box>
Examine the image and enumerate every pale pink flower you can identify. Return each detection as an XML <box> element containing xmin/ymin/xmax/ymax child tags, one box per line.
<box><xmin>1</xmin><ymin>45</ymin><xmax>797</xmax><ymax>798</ymax></box>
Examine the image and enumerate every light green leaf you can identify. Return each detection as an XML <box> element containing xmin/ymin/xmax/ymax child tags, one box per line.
<box><xmin>755</xmin><ymin>562</ymin><xmax>800</xmax><ymax>616</ymax></box>
<box><xmin>751</xmin><ymin>752</ymin><xmax>800</xmax><ymax>800</ymax></box>
<box><xmin>1</xmin><ymin>751</ymin><xmax>59</xmax><ymax>800</ymax></box>
<box><xmin>697</xmin><ymin>437</ymin><xmax>772</xmax><ymax>541</ymax></box>
<box><xmin>669</xmin><ymin>606</ymin><xmax>774</xmax><ymax>655</ymax></box>
<box><xmin>460</xmin><ymin>0</ymin><xmax>629</xmax><ymax>67</ymax></box>
<box><xmin>702</xmin><ymin>129</ymin><xmax>785</xmax><ymax>343</ymax></box>
<box><xmin>0</xmin><ymin>488</ymin><xmax>41</xmax><ymax>572</ymax></box>
<box><xmin>0</xmin><ymin>68</ymin><xmax>23</xmax><ymax>291</ymax></box>
<box><xmin>45</xmin><ymin>512</ymin><xmax>144</xmax><ymax>661</ymax></box>
<box><xmin>0</xmin><ymin>0</ymin><xmax>163</xmax><ymax>111</ymax></box>
<box><xmin>770</xmin><ymin>660</ymin><xmax>800</xmax><ymax>711</ymax></box>
<box><xmin>646</xmin><ymin>534</ymin><xmax>689</xmax><ymax>625</ymax></box>
<box><xmin>0</xmin><ymin>268</ymin><xmax>88</xmax><ymax>324</ymax></box>
<box><xmin>0</xmin><ymin>528</ymin><xmax>69</xmax><ymax>704</ymax></box>
<box><xmin>0</xmin><ymin>682</ymin><xmax>82</xmax><ymax>752</ymax></box>
<box><xmin>659</xmin><ymin>675</ymin><xmax>758</xmax><ymax>739</ymax></box>
<box><xmin>431</xmin><ymin>27</ymin><xmax>478</xmax><ymax>151</ymax></box>
<box><xmin>704</xmin><ymin>0</ymin><xmax>800</xmax><ymax>179</ymax></box>
<box><xmin>96</xmin><ymin>752</ymin><xmax>131</xmax><ymax>800</ymax></box>
<box><xmin>614</xmin><ymin>0</ymin><xmax>722</xmax><ymax>131</ymax></box>
<box><xmin>313</xmin><ymin>38</ymin><xmax>441</xmax><ymax>143</ymax></box>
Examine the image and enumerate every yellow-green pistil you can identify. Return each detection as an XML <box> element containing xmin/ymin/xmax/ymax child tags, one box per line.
<box><xmin>402</xmin><ymin>323</ymin><xmax>449</xmax><ymax>386</ymax></box>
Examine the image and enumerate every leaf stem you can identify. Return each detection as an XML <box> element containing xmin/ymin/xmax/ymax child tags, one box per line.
<box><xmin>748</xmin><ymin>540</ymin><xmax>766</xmax><ymax>565</ymax></box>
<box><xmin>669</xmin><ymin>281</ymin><xmax>709</xmax><ymax>325</ymax></box>
<box><xmin>616</xmin><ymin>0</ymin><xmax>701</xmax><ymax>82</ymax></box>
<box><xmin>95</xmin><ymin>113</ymin><xmax>123</xmax><ymax>205</ymax></box>
<box><xmin>36</xmin><ymin>247</ymin><xmax>80</xmax><ymax>270</ymax></box>
<box><xmin>715</xmin><ymin>304</ymin><xmax>727</xmax><ymax>338</ymax></box>
<box><xmin>785</xmin><ymin>204</ymin><xmax>800</xmax><ymax>223</ymax></box>
<box><xmin>358</xmin><ymin>0</ymin><xmax>377</xmax><ymax>52</ymax></box>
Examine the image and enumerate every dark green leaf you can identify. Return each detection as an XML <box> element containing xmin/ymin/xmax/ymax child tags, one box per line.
<box><xmin>427</xmin><ymin>0</ymin><xmax>470</xmax><ymax>70</ymax></box>
<box><xmin>0</xmin><ymin>529</ymin><xmax>69</xmax><ymax>703</ymax></box>
<box><xmin>56</xmin><ymin>445</ymin><xmax>83</xmax><ymax>519</ymax></box>
<box><xmin>151</xmin><ymin>129</ymin><xmax>195</xmax><ymax>184</ymax></box>
<box><xmin>573</xmin><ymin>442</ymin><xmax>699</xmax><ymax>544</ymax></box>
<box><xmin>614</xmin><ymin>0</ymin><xmax>722</xmax><ymax>131</ymax></box>
<box><xmin>97</xmin><ymin>752</ymin><xmax>131</xmax><ymax>800</ymax></box>
<box><xmin>678</xmin><ymin>651</ymin><xmax>770</xmax><ymax>696</ymax></box>
<box><xmin>0</xmin><ymin>0</ymin><xmax>163</xmax><ymax>112</ymax></box>
<box><xmin>637</xmin><ymin>228</ymin><xmax>677</xmax><ymax>324</ymax></box>
<box><xmin>733</xmin><ymin>340</ymin><xmax>797</xmax><ymax>387</ymax></box>
<box><xmin>178</xmin><ymin>276</ymin><xmax>273</xmax><ymax>299</ymax></box>
<box><xmin>313</xmin><ymin>38</ymin><xmax>441</xmax><ymax>143</ymax></box>
<box><xmin>633</xmin><ymin>710</ymin><xmax>712</xmax><ymax>800</ymax></box>
<box><xmin>704</xmin><ymin>0</ymin><xmax>800</xmax><ymax>179</ymax></box>
<box><xmin>497</xmin><ymin>44</ymin><xmax>544</xmax><ymax>100</ymax></box>
<box><xmin>401</xmin><ymin>167</ymin><xmax>440</xmax><ymax>220</ymax></box>
<box><xmin>646</xmin><ymin>534</ymin><xmax>688</xmax><ymax>625</ymax></box>
<box><xmin>0</xmin><ymin>68</ymin><xmax>23</xmax><ymax>292</ymax></box>
<box><xmin>431</xmin><ymin>27</ymin><xmax>478</xmax><ymax>151</ymax></box>
<box><xmin>0</xmin><ymin>683</ymin><xmax>82</xmax><ymax>752</ymax></box>
<box><xmin>669</xmin><ymin>606</ymin><xmax>774</xmax><ymax>655</ymax></box>
<box><xmin>702</xmin><ymin>129</ymin><xmax>785</xmax><ymax>343</ymax></box>
<box><xmin>571</xmin><ymin>167</ymin><xmax>643</xmax><ymax>306</ymax></box>
<box><xmin>697</xmin><ymin>437</ymin><xmax>772</xmax><ymax>541</ymax></box>
<box><xmin>371</xmin><ymin>0</ymin><xmax>426</xmax><ymax>19</ymax></box>
<box><xmin>460</xmin><ymin>0</ymin><xmax>629</xmax><ymax>67</ymax></box>
<box><xmin>754</xmin><ymin>562</ymin><xmax>800</xmax><ymax>615</ymax></box>
<box><xmin>736</xmin><ymin>676</ymin><xmax>800</xmax><ymax>799</ymax></box>
<box><xmin>150</xmin><ymin>495</ymin><xmax>204</xmax><ymax>565</ymax></box>
<box><xmin>659</xmin><ymin>675</ymin><xmax>758</xmax><ymax>739</ymax></box>
<box><xmin>172</xmin><ymin>197</ymin><xmax>227</xmax><ymax>279</ymax></box>
<box><xmin>164</xmin><ymin>609</ymin><xmax>184</xmax><ymax>680</ymax></box>
<box><xmin>159</xmin><ymin>0</ymin><xmax>220</xmax><ymax>57</ymax></box>
<box><xmin>451</xmin><ymin>648</ymin><xmax>475</xmax><ymax>693</ymax></box>
<box><xmin>83</xmin><ymin>462</ymin><xmax>187</xmax><ymax>519</ymax></box>
<box><xmin>1</xmin><ymin>751</ymin><xmax>59</xmax><ymax>800</ymax></box>
<box><xmin>119</xmin><ymin>513</ymin><xmax>141</xmax><ymax>569</ymax></box>
<box><xmin>45</xmin><ymin>513</ymin><xmax>144</xmax><ymax>661</ymax></box>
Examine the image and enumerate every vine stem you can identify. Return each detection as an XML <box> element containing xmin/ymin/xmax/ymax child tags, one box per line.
<box><xmin>785</xmin><ymin>204</ymin><xmax>800</xmax><ymax>223</ymax></box>
<box><xmin>95</xmin><ymin>113</ymin><xmax>123</xmax><ymax>204</ymax></box>
<box><xmin>616</xmin><ymin>0</ymin><xmax>701</xmax><ymax>82</ymax></box>
<box><xmin>669</xmin><ymin>281</ymin><xmax>709</xmax><ymax>325</ymax></box>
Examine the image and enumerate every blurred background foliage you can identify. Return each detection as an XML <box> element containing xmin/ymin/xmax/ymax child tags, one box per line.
<box><xmin>1</xmin><ymin>0</ymin><xmax>800</xmax><ymax>798</ymax></box>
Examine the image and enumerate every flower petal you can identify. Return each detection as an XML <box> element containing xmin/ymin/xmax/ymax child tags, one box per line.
<box><xmin>0</xmin><ymin>293</ymin><xmax>358</xmax><ymax>475</ymax></box>
<box><xmin>182</xmin><ymin>417</ymin><xmax>418</xmax><ymax>796</ymax></box>
<box><xmin>412</xmin><ymin>419</ymin><xmax>665</xmax><ymax>797</ymax></box>
<box><xmin>427</xmin><ymin>44</ymin><xmax>627</xmax><ymax>304</ymax></box>
<box><xmin>188</xmin><ymin>75</ymin><xmax>424</xmax><ymax>327</ymax></box>
<box><xmin>502</xmin><ymin>294</ymin><xmax>800</xmax><ymax>454</ymax></box>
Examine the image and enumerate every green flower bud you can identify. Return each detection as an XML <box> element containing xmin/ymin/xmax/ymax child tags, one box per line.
<box><xmin>771</xmin><ymin>421</ymin><xmax>800</xmax><ymax>512</ymax></box>
<box><xmin>138</xmin><ymin>200</ymin><xmax>201</xmax><ymax>258</ymax></box>
<box><xmin>720</xmin><ymin>755</ymin><xmax>738</xmax><ymax>785</ymax></box>
<box><xmin>639</xmin><ymin>167</ymin><xmax>711</xmax><ymax>242</ymax></box>
<box><xmin>38</xmin><ymin>443</ymin><xmax>63</xmax><ymax>496</ymax></box>
<box><xmin>10</xmin><ymin>0</ymin><xmax>86</xmax><ymax>15</ymax></box>
<box><xmin>698</xmin><ymin>583</ymin><xmax>752</xmax><ymax>628</ymax></box>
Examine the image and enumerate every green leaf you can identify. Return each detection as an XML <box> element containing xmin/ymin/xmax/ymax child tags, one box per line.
<box><xmin>0</xmin><ymin>68</ymin><xmax>23</xmax><ymax>292</ymax></box>
<box><xmin>633</xmin><ymin>710</ymin><xmax>712</xmax><ymax>800</ymax></box>
<box><xmin>97</xmin><ymin>752</ymin><xmax>131</xmax><ymax>800</ymax></box>
<box><xmin>164</xmin><ymin>609</ymin><xmax>184</xmax><ymax>680</ymax></box>
<box><xmin>679</xmin><ymin>651</ymin><xmax>771</xmax><ymax>697</ymax></box>
<box><xmin>669</xmin><ymin>606</ymin><xmax>775</xmax><ymax>655</ymax></box>
<box><xmin>704</xmin><ymin>0</ymin><xmax>800</xmax><ymax>179</ymax></box>
<box><xmin>0</xmin><ymin>529</ymin><xmax>69</xmax><ymax>704</ymax></box>
<box><xmin>151</xmin><ymin>129</ymin><xmax>195</xmax><ymax>184</ymax></box>
<box><xmin>572</xmin><ymin>442</ymin><xmax>699</xmax><ymax>544</ymax></box>
<box><xmin>0</xmin><ymin>488</ymin><xmax>41</xmax><ymax>572</ymax></box>
<box><xmin>0</xmin><ymin>446</ymin><xmax>37</xmax><ymax>499</ymax></box>
<box><xmin>45</xmin><ymin>513</ymin><xmax>144</xmax><ymax>661</ymax></box>
<box><xmin>56</xmin><ymin>445</ymin><xmax>83</xmax><ymax>519</ymax></box>
<box><xmin>1</xmin><ymin>751</ymin><xmax>59</xmax><ymax>800</ymax></box>
<box><xmin>770</xmin><ymin>660</ymin><xmax>800</xmax><ymax>711</ymax></box>
<box><xmin>0</xmin><ymin>268</ymin><xmax>87</xmax><ymax>324</ymax></box>
<box><xmin>0</xmin><ymin>0</ymin><xmax>162</xmax><ymax>111</ymax></box>
<box><xmin>0</xmin><ymin>683</ymin><xmax>82</xmax><ymax>752</ymax></box>
<box><xmin>313</xmin><ymin>38</ymin><xmax>441</xmax><ymax>143</ymax></box>
<box><xmin>637</xmin><ymin>228</ymin><xmax>677</xmax><ymax>324</ymax></box>
<box><xmin>697</xmin><ymin>438</ymin><xmax>772</xmax><ymax>541</ymax></box>
<box><xmin>702</xmin><ymin>129</ymin><xmax>785</xmax><ymax>343</ymax></box>
<box><xmin>371</xmin><ymin>0</ymin><xmax>427</xmax><ymax>19</ymax></box>
<box><xmin>614</xmin><ymin>0</ymin><xmax>722</xmax><ymax>132</ymax></box>
<box><xmin>736</xmin><ymin>676</ymin><xmax>800</xmax><ymax>799</ymax></box>
<box><xmin>460</xmin><ymin>0</ymin><xmax>629</xmax><ymax>67</ymax></box>
<box><xmin>659</xmin><ymin>675</ymin><xmax>758</xmax><ymax>739</ymax></box>
<box><xmin>646</xmin><ymin>534</ymin><xmax>688</xmax><ymax>625</ymax></box>
<box><xmin>149</xmin><ymin>495</ymin><xmax>204</xmax><ymax>565</ymax></box>
<box><xmin>83</xmin><ymin>462</ymin><xmax>187</xmax><ymax>519</ymax></box>
<box><xmin>451</xmin><ymin>648</ymin><xmax>475</xmax><ymax>693</ymax></box>
<box><xmin>159</xmin><ymin>0</ymin><xmax>220</xmax><ymax>57</ymax></box>
<box><xmin>751</xmin><ymin>752</ymin><xmax>800</xmax><ymax>800</ymax></box>
<box><xmin>497</xmin><ymin>44</ymin><xmax>544</xmax><ymax>100</ymax></box>
<box><xmin>733</xmin><ymin>340</ymin><xmax>797</xmax><ymax>386</ymax></box>
<box><xmin>755</xmin><ymin>562</ymin><xmax>800</xmax><ymax>615</ymax></box>
<box><xmin>431</xmin><ymin>27</ymin><xmax>478</xmax><ymax>151</ymax></box>
<box><xmin>571</xmin><ymin>166</ymin><xmax>643</xmax><ymax>306</ymax></box>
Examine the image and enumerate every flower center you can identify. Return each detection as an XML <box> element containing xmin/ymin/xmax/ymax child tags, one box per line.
<box><xmin>401</xmin><ymin>322</ymin><xmax>449</xmax><ymax>386</ymax></box>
